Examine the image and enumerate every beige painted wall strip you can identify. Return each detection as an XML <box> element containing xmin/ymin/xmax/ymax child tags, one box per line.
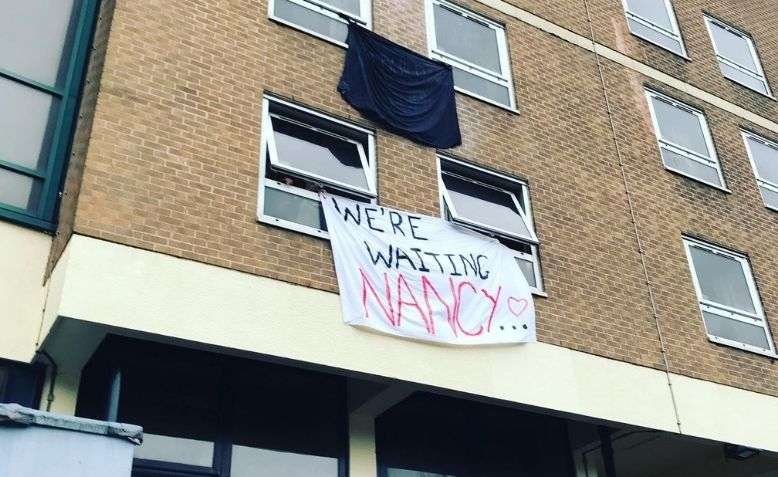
<box><xmin>45</xmin><ymin>235</ymin><xmax>778</xmax><ymax>452</ymax></box>
<box><xmin>476</xmin><ymin>0</ymin><xmax>778</xmax><ymax>134</ymax></box>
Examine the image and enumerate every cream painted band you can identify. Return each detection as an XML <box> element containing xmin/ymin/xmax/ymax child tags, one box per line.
<box><xmin>0</xmin><ymin>221</ymin><xmax>51</xmax><ymax>362</ymax></box>
<box><xmin>475</xmin><ymin>0</ymin><xmax>778</xmax><ymax>134</ymax></box>
<box><xmin>40</xmin><ymin>234</ymin><xmax>778</xmax><ymax>452</ymax></box>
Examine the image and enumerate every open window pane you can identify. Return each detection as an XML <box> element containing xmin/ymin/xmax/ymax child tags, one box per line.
<box><xmin>433</xmin><ymin>4</ymin><xmax>501</xmax><ymax>74</ymax></box>
<box><xmin>264</xmin><ymin>186</ymin><xmax>327</xmax><ymax>232</ymax></box>
<box><xmin>625</xmin><ymin>0</ymin><xmax>673</xmax><ymax>30</ymax></box>
<box><xmin>0</xmin><ymin>76</ymin><xmax>59</xmax><ymax>170</ymax></box>
<box><xmin>747</xmin><ymin>136</ymin><xmax>778</xmax><ymax>185</ymax></box>
<box><xmin>442</xmin><ymin>173</ymin><xmax>533</xmax><ymax>240</ymax></box>
<box><xmin>270</xmin><ymin>115</ymin><xmax>369</xmax><ymax>191</ymax></box>
<box><xmin>134</xmin><ymin>434</ymin><xmax>214</xmax><ymax>467</ymax></box>
<box><xmin>703</xmin><ymin>311</ymin><xmax>770</xmax><ymax>350</ymax></box>
<box><xmin>0</xmin><ymin>0</ymin><xmax>80</xmax><ymax>87</ymax></box>
<box><xmin>689</xmin><ymin>246</ymin><xmax>756</xmax><ymax>314</ymax></box>
<box><xmin>231</xmin><ymin>446</ymin><xmax>339</xmax><ymax>477</ymax></box>
<box><xmin>272</xmin><ymin>0</ymin><xmax>349</xmax><ymax>44</ymax></box>
<box><xmin>650</xmin><ymin>97</ymin><xmax>709</xmax><ymax>157</ymax></box>
<box><xmin>0</xmin><ymin>168</ymin><xmax>42</xmax><ymax>213</ymax></box>
<box><xmin>708</xmin><ymin>21</ymin><xmax>758</xmax><ymax>72</ymax></box>
<box><xmin>515</xmin><ymin>256</ymin><xmax>537</xmax><ymax>288</ymax></box>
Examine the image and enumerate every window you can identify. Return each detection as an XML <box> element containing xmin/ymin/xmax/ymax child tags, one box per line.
<box><xmin>268</xmin><ymin>0</ymin><xmax>372</xmax><ymax>46</ymax></box>
<box><xmin>644</xmin><ymin>89</ymin><xmax>726</xmax><ymax>189</ymax></box>
<box><xmin>77</xmin><ymin>337</ymin><xmax>346</xmax><ymax>477</ymax></box>
<box><xmin>424</xmin><ymin>0</ymin><xmax>515</xmax><ymax>110</ymax></box>
<box><xmin>743</xmin><ymin>131</ymin><xmax>778</xmax><ymax>211</ymax></box>
<box><xmin>621</xmin><ymin>0</ymin><xmax>686</xmax><ymax>57</ymax></box>
<box><xmin>704</xmin><ymin>17</ymin><xmax>771</xmax><ymax>97</ymax></box>
<box><xmin>437</xmin><ymin>156</ymin><xmax>542</xmax><ymax>293</ymax></box>
<box><xmin>683</xmin><ymin>237</ymin><xmax>775</xmax><ymax>357</ymax></box>
<box><xmin>0</xmin><ymin>0</ymin><xmax>98</xmax><ymax>230</ymax></box>
<box><xmin>377</xmin><ymin>393</ymin><xmax>572</xmax><ymax>477</ymax></box>
<box><xmin>258</xmin><ymin>95</ymin><xmax>376</xmax><ymax>238</ymax></box>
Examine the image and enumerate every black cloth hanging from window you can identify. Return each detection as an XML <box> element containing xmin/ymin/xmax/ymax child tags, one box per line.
<box><xmin>338</xmin><ymin>23</ymin><xmax>461</xmax><ymax>149</ymax></box>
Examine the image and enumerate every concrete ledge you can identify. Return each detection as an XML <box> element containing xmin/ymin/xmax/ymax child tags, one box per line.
<box><xmin>43</xmin><ymin>234</ymin><xmax>778</xmax><ymax>452</ymax></box>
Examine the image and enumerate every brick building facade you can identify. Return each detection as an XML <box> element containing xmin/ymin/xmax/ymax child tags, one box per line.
<box><xmin>2</xmin><ymin>0</ymin><xmax>778</xmax><ymax>475</ymax></box>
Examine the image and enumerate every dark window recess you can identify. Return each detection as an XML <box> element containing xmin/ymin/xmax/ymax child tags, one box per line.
<box><xmin>376</xmin><ymin>393</ymin><xmax>573</xmax><ymax>477</ymax></box>
<box><xmin>76</xmin><ymin>336</ymin><xmax>347</xmax><ymax>477</ymax></box>
<box><xmin>0</xmin><ymin>359</ymin><xmax>45</xmax><ymax>409</ymax></box>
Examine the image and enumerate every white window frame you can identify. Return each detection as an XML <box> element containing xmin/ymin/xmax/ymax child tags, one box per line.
<box><xmin>436</xmin><ymin>155</ymin><xmax>544</xmax><ymax>295</ymax></box>
<box><xmin>704</xmin><ymin>16</ymin><xmax>773</xmax><ymax>98</ymax></box>
<box><xmin>644</xmin><ymin>89</ymin><xmax>727</xmax><ymax>191</ymax></box>
<box><xmin>424</xmin><ymin>0</ymin><xmax>516</xmax><ymax>111</ymax></box>
<box><xmin>682</xmin><ymin>237</ymin><xmax>776</xmax><ymax>357</ymax></box>
<box><xmin>265</xmin><ymin>113</ymin><xmax>376</xmax><ymax>195</ymax></box>
<box><xmin>257</xmin><ymin>95</ymin><xmax>377</xmax><ymax>239</ymax></box>
<box><xmin>621</xmin><ymin>0</ymin><xmax>687</xmax><ymax>58</ymax></box>
<box><xmin>268</xmin><ymin>0</ymin><xmax>372</xmax><ymax>48</ymax></box>
<box><xmin>742</xmin><ymin>130</ymin><xmax>778</xmax><ymax>212</ymax></box>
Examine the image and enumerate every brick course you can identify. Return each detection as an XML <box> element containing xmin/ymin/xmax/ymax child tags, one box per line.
<box><xmin>55</xmin><ymin>0</ymin><xmax>778</xmax><ymax>396</ymax></box>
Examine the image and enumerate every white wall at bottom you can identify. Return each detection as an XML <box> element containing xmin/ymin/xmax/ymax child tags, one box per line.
<box><xmin>0</xmin><ymin>221</ymin><xmax>51</xmax><ymax>362</ymax></box>
<box><xmin>41</xmin><ymin>234</ymin><xmax>778</xmax><ymax>453</ymax></box>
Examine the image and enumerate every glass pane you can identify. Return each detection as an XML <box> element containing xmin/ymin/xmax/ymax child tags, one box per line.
<box><xmin>442</xmin><ymin>173</ymin><xmax>531</xmax><ymax>239</ymax></box>
<box><xmin>118</xmin><ymin>354</ymin><xmax>222</xmax><ymax>464</ymax></box>
<box><xmin>515</xmin><ymin>256</ymin><xmax>536</xmax><ymax>288</ymax></box>
<box><xmin>627</xmin><ymin>18</ymin><xmax>684</xmax><ymax>55</ymax></box>
<box><xmin>0</xmin><ymin>76</ymin><xmax>59</xmax><ymax>170</ymax></box>
<box><xmin>134</xmin><ymin>433</ymin><xmax>214</xmax><ymax>467</ymax></box>
<box><xmin>760</xmin><ymin>185</ymin><xmax>778</xmax><ymax>210</ymax></box>
<box><xmin>0</xmin><ymin>168</ymin><xmax>41</xmax><ymax>212</ymax></box>
<box><xmin>231</xmin><ymin>446</ymin><xmax>338</xmax><ymax>477</ymax></box>
<box><xmin>272</xmin><ymin>116</ymin><xmax>368</xmax><ymax>190</ymax></box>
<box><xmin>719</xmin><ymin>63</ymin><xmax>769</xmax><ymax>94</ymax></box>
<box><xmin>709</xmin><ymin>22</ymin><xmax>758</xmax><ymax>71</ymax></box>
<box><xmin>625</xmin><ymin>0</ymin><xmax>673</xmax><ymax>30</ymax></box>
<box><xmin>660</xmin><ymin>148</ymin><xmax>722</xmax><ymax>186</ymax></box>
<box><xmin>748</xmin><ymin>137</ymin><xmax>778</xmax><ymax>184</ymax></box>
<box><xmin>703</xmin><ymin>311</ymin><xmax>770</xmax><ymax>349</ymax></box>
<box><xmin>433</xmin><ymin>4</ymin><xmax>502</xmax><ymax>74</ymax></box>
<box><xmin>387</xmin><ymin>469</ymin><xmax>454</xmax><ymax>477</ymax></box>
<box><xmin>651</xmin><ymin>97</ymin><xmax>710</xmax><ymax>157</ymax></box>
<box><xmin>230</xmin><ymin>363</ymin><xmax>344</xmax><ymax>470</ymax></box>
<box><xmin>273</xmin><ymin>0</ymin><xmax>348</xmax><ymax>44</ymax></box>
<box><xmin>264</xmin><ymin>186</ymin><xmax>327</xmax><ymax>231</ymax></box>
<box><xmin>324</xmin><ymin>0</ymin><xmax>360</xmax><ymax>16</ymax></box>
<box><xmin>627</xmin><ymin>0</ymin><xmax>675</xmax><ymax>31</ymax></box>
<box><xmin>451</xmin><ymin>66</ymin><xmax>512</xmax><ymax>107</ymax></box>
<box><xmin>689</xmin><ymin>246</ymin><xmax>756</xmax><ymax>314</ymax></box>
<box><xmin>0</xmin><ymin>0</ymin><xmax>80</xmax><ymax>86</ymax></box>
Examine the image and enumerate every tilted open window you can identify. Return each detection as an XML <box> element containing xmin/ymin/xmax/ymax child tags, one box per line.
<box><xmin>438</xmin><ymin>156</ymin><xmax>542</xmax><ymax>293</ymax></box>
<box><xmin>645</xmin><ymin>89</ymin><xmax>726</xmax><ymax>190</ymax></box>
<box><xmin>268</xmin><ymin>0</ymin><xmax>372</xmax><ymax>46</ymax></box>
<box><xmin>683</xmin><ymin>237</ymin><xmax>775</xmax><ymax>357</ymax></box>
<box><xmin>743</xmin><ymin>131</ymin><xmax>778</xmax><ymax>211</ymax></box>
<box><xmin>258</xmin><ymin>95</ymin><xmax>376</xmax><ymax>238</ymax></box>
<box><xmin>621</xmin><ymin>0</ymin><xmax>686</xmax><ymax>57</ymax></box>
<box><xmin>424</xmin><ymin>0</ymin><xmax>515</xmax><ymax>110</ymax></box>
<box><xmin>705</xmin><ymin>16</ymin><xmax>772</xmax><ymax>97</ymax></box>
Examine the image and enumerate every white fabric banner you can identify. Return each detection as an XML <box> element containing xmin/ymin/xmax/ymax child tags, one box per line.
<box><xmin>321</xmin><ymin>193</ymin><xmax>536</xmax><ymax>345</ymax></box>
